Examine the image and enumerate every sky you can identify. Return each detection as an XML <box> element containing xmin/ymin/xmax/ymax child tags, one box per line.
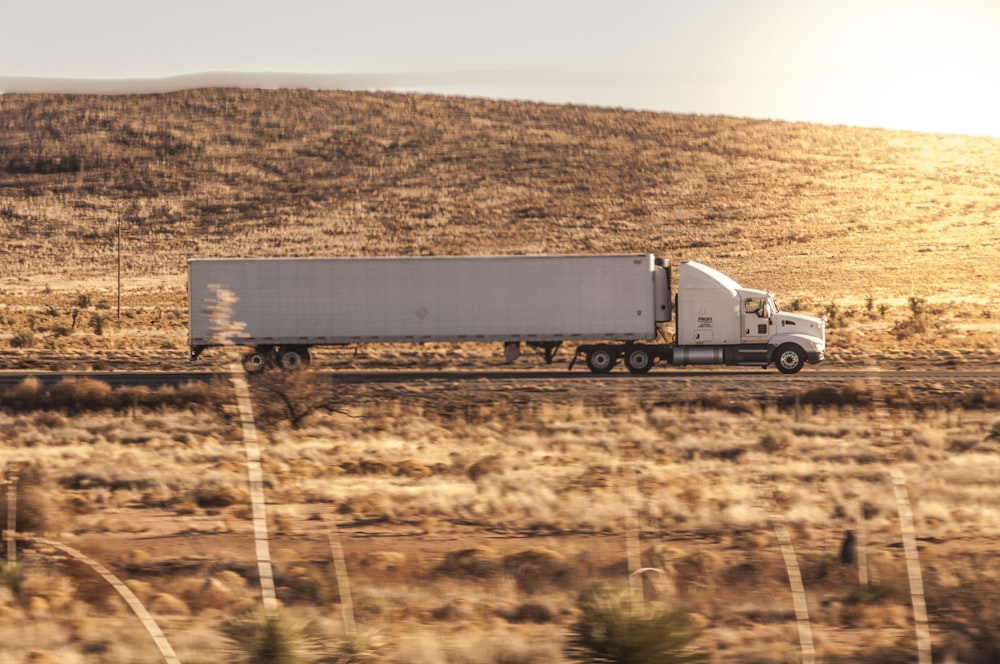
<box><xmin>3</xmin><ymin>0</ymin><xmax>1000</xmax><ymax>137</ymax></box>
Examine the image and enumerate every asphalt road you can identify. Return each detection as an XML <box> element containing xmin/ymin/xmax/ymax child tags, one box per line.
<box><xmin>0</xmin><ymin>367</ymin><xmax>996</xmax><ymax>389</ymax></box>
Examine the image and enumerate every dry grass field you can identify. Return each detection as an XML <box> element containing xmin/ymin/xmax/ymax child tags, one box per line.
<box><xmin>2</xmin><ymin>89</ymin><xmax>1000</xmax><ymax>366</ymax></box>
<box><xmin>1</xmin><ymin>89</ymin><xmax>1000</xmax><ymax>662</ymax></box>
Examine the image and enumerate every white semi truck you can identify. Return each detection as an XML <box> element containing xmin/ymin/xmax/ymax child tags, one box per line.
<box><xmin>188</xmin><ymin>254</ymin><xmax>825</xmax><ymax>374</ymax></box>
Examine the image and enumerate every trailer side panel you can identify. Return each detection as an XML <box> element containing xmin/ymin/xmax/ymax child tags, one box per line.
<box><xmin>189</xmin><ymin>254</ymin><xmax>659</xmax><ymax>348</ymax></box>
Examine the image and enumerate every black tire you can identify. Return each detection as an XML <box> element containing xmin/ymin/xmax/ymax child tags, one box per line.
<box><xmin>279</xmin><ymin>346</ymin><xmax>311</xmax><ymax>371</ymax></box>
<box><xmin>586</xmin><ymin>347</ymin><xmax>615</xmax><ymax>374</ymax></box>
<box><xmin>774</xmin><ymin>344</ymin><xmax>805</xmax><ymax>374</ymax></box>
<box><xmin>242</xmin><ymin>351</ymin><xmax>267</xmax><ymax>374</ymax></box>
<box><xmin>624</xmin><ymin>346</ymin><xmax>653</xmax><ymax>374</ymax></box>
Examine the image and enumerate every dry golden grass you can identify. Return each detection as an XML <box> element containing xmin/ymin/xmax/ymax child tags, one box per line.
<box><xmin>0</xmin><ymin>379</ymin><xmax>998</xmax><ymax>661</ymax></box>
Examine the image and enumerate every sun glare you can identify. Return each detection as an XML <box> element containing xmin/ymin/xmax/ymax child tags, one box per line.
<box><xmin>823</xmin><ymin>5</ymin><xmax>1000</xmax><ymax>137</ymax></box>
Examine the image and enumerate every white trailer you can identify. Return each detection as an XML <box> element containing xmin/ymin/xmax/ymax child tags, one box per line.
<box><xmin>188</xmin><ymin>254</ymin><xmax>825</xmax><ymax>374</ymax></box>
<box><xmin>189</xmin><ymin>254</ymin><xmax>671</xmax><ymax>372</ymax></box>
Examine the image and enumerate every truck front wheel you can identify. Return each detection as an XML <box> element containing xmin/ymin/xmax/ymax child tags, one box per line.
<box><xmin>586</xmin><ymin>348</ymin><xmax>615</xmax><ymax>374</ymax></box>
<box><xmin>774</xmin><ymin>344</ymin><xmax>805</xmax><ymax>374</ymax></box>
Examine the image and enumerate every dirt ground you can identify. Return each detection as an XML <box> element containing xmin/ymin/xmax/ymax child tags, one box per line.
<box><xmin>3</xmin><ymin>364</ymin><xmax>1000</xmax><ymax>662</ymax></box>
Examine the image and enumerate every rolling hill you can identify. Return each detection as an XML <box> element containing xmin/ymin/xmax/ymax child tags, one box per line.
<box><xmin>1</xmin><ymin>87</ymin><xmax>998</xmax><ymax>306</ymax></box>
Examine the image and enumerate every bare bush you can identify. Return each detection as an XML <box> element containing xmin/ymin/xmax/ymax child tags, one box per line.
<box><xmin>249</xmin><ymin>368</ymin><xmax>351</xmax><ymax>429</ymax></box>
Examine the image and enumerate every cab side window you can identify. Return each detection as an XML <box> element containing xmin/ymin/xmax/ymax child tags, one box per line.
<box><xmin>744</xmin><ymin>298</ymin><xmax>767</xmax><ymax>318</ymax></box>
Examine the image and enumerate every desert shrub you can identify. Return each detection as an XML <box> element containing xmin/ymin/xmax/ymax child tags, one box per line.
<box><xmin>0</xmin><ymin>563</ymin><xmax>23</xmax><ymax>599</ymax></box>
<box><xmin>112</xmin><ymin>385</ymin><xmax>152</xmax><ymax>410</ymax></box>
<box><xmin>33</xmin><ymin>410</ymin><xmax>65</xmax><ymax>428</ymax></box>
<box><xmin>276</xmin><ymin>563</ymin><xmax>341</xmax><ymax>605</ymax></box>
<box><xmin>840</xmin><ymin>378</ymin><xmax>871</xmax><ymax>404</ymax></box>
<box><xmin>565</xmin><ymin>580</ymin><xmax>706</xmax><ymax>664</ymax></box>
<box><xmin>155</xmin><ymin>379</ymin><xmax>229</xmax><ymax>411</ymax></box>
<box><xmin>193</xmin><ymin>480</ymin><xmax>249</xmax><ymax>508</ymax></box>
<box><xmin>892</xmin><ymin>316</ymin><xmax>927</xmax><ymax>339</ymax></box>
<box><xmin>2</xmin><ymin>463</ymin><xmax>56</xmax><ymax>535</ymax></box>
<box><xmin>148</xmin><ymin>592</ymin><xmax>191</xmax><ymax>616</ymax></box>
<box><xmin>1</xmin><ymin>377</ymin><xmax>227</xmax><ymax>414</ymax></box>
<box><xmin>824</xmin><ymin>301</ymin><xmax>840</xmax><ymax>326</ymax></box>
<box><xmin>222</xmin><ymin>606</ymin><xmax>323</xmax><ymax>664</ymax></box>
<box><xmin>436</xmin><ymin>545</ymin><xmax>503</xmax><ymax>580</ymax></box>
<box><xmin>393</xmin><ymin>459</ymin><xmax>433</xmax><ymax>478</ymax></box>
<box><xmin>449</xmin><ymin>631</ymin><xmax>561</xmax><ymax>664</ymax></box>
<box><xmin>179</xmin><ymin>572</ymin><xmax>250</xmax><ymax>612</ymax></box>
<box><xmin>759</xmin><ymin>430</ymin><xmax>792</xmax><ymax>454</ymax></box>
<box><xmin>883</xmin><ymin>384</ymin><xmax>917</xmax><ymax>407</ymax></box>
<box><xmin>957</xmin><ymin>607</ymin><xmax>1000</xmax><ymax>664</ymax></box>
<box><xmin>89</xmin><ymin>312</ymin><xmax>105</xmax><ymax>335</ymax></box>
<box><xmin>14</xmin><ymin>485</ymin><xmax>55</xmax><ymax>534</ymax></box>
<box><xmin>1</xmin><ymin>376</ymin><xmax>43</xmax><ymax>410</ymax></box>
<box><xmin>332</xmin><ymin>630</ymin><xmax>385</xmax><ymax>664</ymax></box>
<box><xmin>47</xmin><ymin>377</ymin><xmax>113</xmax><ymax>412</ymax></box>
<box><xmin>842</xmin><ymin>578</ymin><xmax>909</xmax><ymax>607</ymax></box>
<box><xmin>960</xmin><ymin>388</ymin><xmax>1000</xmax><ymax>410</ymax></box>
<box><xmin>172</xmin><ymin>379</ymin><xmax>225</xmax><ymax>404</ymax></box>
<box><xmin>892</xmin><ymin>297</ymin><xmax>933</xmax><ymax>340</ymax></box>
<box><xmin>60</xmin><ymin>558</ymin><xmax>120</xmax><ymax>610</ymax></box>
<box><xmin>501</xmin><ymin>602</ymin><xmax>556</xmax><ymax>624</ymax></box>
<box><xmin>503</xmin><ymin>548</ymin><xmax>572</xmax><ymax>594</ymax></box>
<box><xmin>359</xmin><ymin>551</ymin><xmax>406</xmax><ymax>572</ymax></box>
<box><xmin>926</xmin><ymin>574</ymin><xmax>1000</xmax><ymax>664</ymax></box>
<box><xmin>780</xmin><ymin>379</ymin><xmax>872</xmax><ymax>409</ymax></box>
<box><xmin>467</xmin><ymin>454</ymin><xmax>503</xmax><ymax>481</ymax></box>
<box><xmin>9</xmin><ymin>330</ymin><xmax>34</xmax><ymax>348</ymax></box>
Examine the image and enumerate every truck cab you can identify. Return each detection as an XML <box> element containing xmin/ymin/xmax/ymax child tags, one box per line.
<box><xmin>674</xmin><ymin>261</ymin><xmax>825</xmax><ymax>373</ymax></box>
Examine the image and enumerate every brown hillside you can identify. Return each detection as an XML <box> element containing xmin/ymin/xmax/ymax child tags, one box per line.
<box><xmin>2</xmin><ymin>88</ymin><xmax>999</xmax><ymax>304</ymax></box>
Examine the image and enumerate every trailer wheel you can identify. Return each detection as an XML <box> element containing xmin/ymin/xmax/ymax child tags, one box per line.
<box><xmin>586</xmin><ymin>347</ymin><xmax>614</xmax><ymax>374</ymax></box>
<box><xmin>624</xmin><ymin>347</ymin><xmax>653</xmax><ymax>374</ymax></box>
<box><xmin>242</xmin><ymin>351</ymin><xmax>268</xmax><ymax>374</ymax></box>
<box><xmin>775</xmin><ymin>344</ymin><xmax>805</xmax><ymax>374</ymax></box>
<box><xmin>279</xmin><ymin>346</ymin><xmax>310</xmax><ymax>371</ymax></box>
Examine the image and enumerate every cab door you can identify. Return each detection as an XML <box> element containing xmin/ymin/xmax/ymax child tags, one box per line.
<box><xmin>742</xmin><ymin>297</ymin><xmax>773</xmax><ymax>344</ymax></box>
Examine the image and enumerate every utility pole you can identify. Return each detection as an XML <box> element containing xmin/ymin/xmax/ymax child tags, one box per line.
<box><xmin>117</xmin><ymin>215</ymin><xmax>122</xmax><ymax>322</ymax></box>
<box><xmin>5</xmin><ymin>469</ymin><xmax>16</xmax><ymax>564</ymax></box>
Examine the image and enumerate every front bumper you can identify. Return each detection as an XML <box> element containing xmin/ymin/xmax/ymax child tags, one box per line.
<box><xmin>806</xmin><ymin>350</ymin><xmax>825</xmax><ymax>364</ymax></box>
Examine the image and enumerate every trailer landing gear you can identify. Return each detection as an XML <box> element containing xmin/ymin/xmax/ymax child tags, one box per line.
<box><xmin>525</xmin><ymin>341</ymin><xmax>562</xmax><ymax>365</ymax></box>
